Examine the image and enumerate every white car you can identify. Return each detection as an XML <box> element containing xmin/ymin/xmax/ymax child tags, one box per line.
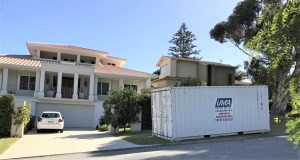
<box><xmin>37</xmin><ymin>111</ymin><xmax>64</xmax><ymax>133</ymax></box>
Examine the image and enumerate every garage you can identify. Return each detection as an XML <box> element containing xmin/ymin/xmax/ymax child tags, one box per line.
<box><xmin>35</xmin><ymin>103</ymin><xmax>95</xmax><ymax>128</ymax></box>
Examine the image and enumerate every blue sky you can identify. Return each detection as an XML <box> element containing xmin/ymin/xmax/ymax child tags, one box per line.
<box><xmin>0</xmin><ymin>0</ymin><xmax>248</xmax><ymax>73</ymax></box>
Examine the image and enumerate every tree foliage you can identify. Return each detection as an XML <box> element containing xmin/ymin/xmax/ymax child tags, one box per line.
<box><xmin>103</xmin><ymin>88</ymin><xmax>141</xmax><ymax>132</ymax></box>
<box><xmin>235</xmin><ymin>65</ymin><xmax>247</xmax><ymax>81</ymax></box>
<box><xmin>153</xmin><ymin>68</ymin><xmax>161</xmax><ymax>75</ymax></box>
<box><xmin>210</xmin><ymin>0</ymin><xmax>300</xmax><ymax>114</ymax></box>
<box><xmin>174</xmin><ymin>78</ymin><xmax>207</xmax><ymax>87</ymax></box>
<box><xmin>286</xmin><ymin>77</ymin><xmax>300</xmax><ymax>146</ymax></box>
<box><xmin>169</xmin><ymin>23</ymin><xmax>201</xmax><ymax>59</ymax></box>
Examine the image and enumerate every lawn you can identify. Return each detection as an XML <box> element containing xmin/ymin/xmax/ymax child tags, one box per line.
<box><xmin>0</xmin><ymin>138</ymin><xmax>18</xmax><ymax>154</ymax></box>
<box><xmin>116</xmin><ymin>114</ymin><xmax>288</xmax><ymax>145</ymax></box>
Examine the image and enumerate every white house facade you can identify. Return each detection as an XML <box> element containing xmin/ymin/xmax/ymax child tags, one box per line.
<box><xmin>0</xmin><ymin>42</ymin><xmax>152</xmax><ymax>128</ymax></box>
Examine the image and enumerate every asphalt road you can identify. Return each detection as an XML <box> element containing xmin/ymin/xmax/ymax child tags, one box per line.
<box><xmin>21</xmin><ymin>136</ymin><xmax>300</xmax><ymax>160</ymax></box>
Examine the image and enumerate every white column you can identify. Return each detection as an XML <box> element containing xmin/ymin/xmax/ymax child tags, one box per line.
<box><xmin>94</xmin><ymin>76</ymin><xmax>98</xmax><ymax>100</ymax></box>
<box><xmin>56</xmin><ymin>72</ymin><xmax>62</xmax><ymax>98</ymax></box>
<box><xmin>77</xmin><ymin>55</ymin><xmax>80</xmax><ymax>63</ymax></box>
<box><xmin>89</xmin><ymin>74</ymin><xmax>94</xmax><ymax>100</ymax></box>
<box><xmin>36</xmin><ymin>50</ymin><xmax>40</xmax><ymax>58</ymax></box>
<box><xmin>0</xmin><ymin>73</ymin><xmax>2</xmax><ymax>91</ymax></box>
<box><xmin>118</xmin><ymin>79</ymin><xmax>124</xmax><ymax>90</ymax></box>
<box><xmin>34</xmin><ymin>70</ymin><xmax>40</xmax><ymax>97</ymax></box>
<box><xmin>96</xmin><ymin>57</ymin><xmax>100</xmax><ymax>65</ymax></box>
<box><xmin>57</xmin><ymin>52</ymin><xmax>61</xmax><ymax>61</ymax></box>
<box><xmin>1</xmin><ymin>68</ymin><xmax>8</xmax><ymax>94</ymax></box>
<box><xmin>38</xmin><ymin>70</ymin><xmax>45</xmax><ymax>97</ymax></box>
<box><xmin>72</xmin><ymin>73</ymin><xmax>79</xmax><ymax>99</ymax></box>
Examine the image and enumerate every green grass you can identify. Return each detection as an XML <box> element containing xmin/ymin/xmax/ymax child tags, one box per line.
<box><xmin>118</xmin><ymin>127</ymin><xmax>131</xmax><ymax>132</ymax></box>
<box><xmin>116</xmin><ymin>114</ymin><xmax>288</xmax><ymax>145</ymax></box>
<box><xmin>0</xmin><ymin>138</ymin><xmax>18</xmax><ymax>154</ymax></box>
<box><xmin>267</xmin><ymin>114</ymin><xmax>288</xmax><ymax>136</ymax></box>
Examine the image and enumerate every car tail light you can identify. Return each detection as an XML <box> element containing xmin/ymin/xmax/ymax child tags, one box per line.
<box><xmin>38</xmin><ymin>117</ymin><xmax>42</xmax><ymax>122</ymax></box>
<box><xmin>58</xmin><ymin>118</ymin><xmax>63</xmax><ymax>122</ymax></box>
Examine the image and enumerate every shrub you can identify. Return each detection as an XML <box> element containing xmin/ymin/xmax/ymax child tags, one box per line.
<box><xmin>99</xmin><ymin>124</ymin><xmax>109</xmax><ymax>132</ymax></box>
<box><xmin>286</xmin><ymin>78</ymin><xmax>300</xmax><ymax>146</ymax></box>
<box><xmin>138</xmin><ymin>90</ymin><xmax>152</xmax><ymax>130</ymax></box>
<box><xmin>0</xmin><ymin>94</ymin><xmax>15</xmax><ymax>137</ymax></box>
<box><xmin>13</xmin><ymin>103</ymin><xmax>31</xmax><ymax>135</ymax></box>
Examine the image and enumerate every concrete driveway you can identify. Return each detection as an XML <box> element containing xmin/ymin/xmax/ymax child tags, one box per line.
<box><xmin>0</xmin><ymin>129</ymin><xmax>139</xmax><ymax>159</ymax></box>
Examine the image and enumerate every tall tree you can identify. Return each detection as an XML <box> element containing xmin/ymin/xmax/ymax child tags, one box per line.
<box><xmin>169</xmin><ymin>23</ymin><xmax>201</xmax><ymax>59</ymax></box>
<box><xmin>210</xmin><ymin>0</ymin><xmax>300</xmax><ymax>114</ymax></box>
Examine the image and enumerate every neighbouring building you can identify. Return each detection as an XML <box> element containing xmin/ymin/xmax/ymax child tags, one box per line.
<box><xmin>0</xmin><ymin>42</ymin><xmax>152</xmax><ymax>129</ymax></box>
<box><xmin>152</xmin><ymin>56</ymin><xmax>236</xmax><ymax>88</ymax></box>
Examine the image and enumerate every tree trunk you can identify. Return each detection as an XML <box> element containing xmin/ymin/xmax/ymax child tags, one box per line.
<box><xmin>272</xmin><ymin>72</ymin><xmax>289</xmax><ymax>115</ymax></box>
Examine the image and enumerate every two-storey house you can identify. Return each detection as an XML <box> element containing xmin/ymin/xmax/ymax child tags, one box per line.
<box><xmin>0</xmin><ymin>42</ymin><xmax>151</xmax><ymax>128</ymax></box>
<box><xmin>152</xmin><ymin>56</ymin><xmax>236</xmax><ymax>88</ymax></box>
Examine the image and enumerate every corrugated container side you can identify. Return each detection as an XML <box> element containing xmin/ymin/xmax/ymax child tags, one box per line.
<box><xmin>151</xmin><ymin>87</ymin><xmax>173</xmax><ymax>139</ymax></box>
<box><xmin>171</xmin><ymin>86</ymin><xmax>269</xmax><ymax>139</ymax></box>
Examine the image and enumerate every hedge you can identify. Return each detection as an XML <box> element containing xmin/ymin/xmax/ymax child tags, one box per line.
<box><xmin>0</xmin><ymin>94</ymin><xmax>15</xmax><ymax>137</ymax></box>
<box><xmin>138</xmin><ymin>92</ymin><xmax>152</xmax><ymax>130</ymax></box>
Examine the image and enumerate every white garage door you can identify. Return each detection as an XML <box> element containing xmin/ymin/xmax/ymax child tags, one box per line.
<box><xmin>36</xmin><ymin>103</ymin><xmax>95</xmax><ymax>128</ymax></box>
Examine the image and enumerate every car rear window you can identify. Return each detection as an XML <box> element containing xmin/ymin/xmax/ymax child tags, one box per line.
<box><xmin>41</xmin><ymin>113</ymin><xmax>60</xmax><ymax>118</ymax></box>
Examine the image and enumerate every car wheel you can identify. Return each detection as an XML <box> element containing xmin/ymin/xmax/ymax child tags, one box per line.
<box><xmin>60</xmin><ymin>129</ymin><xmax>64</xmax><ymax>133</ymax></box>
<box><xmin>37</xmin><ymin>129</ymin><xmax>41</xmax><ymax>133</ymax></box>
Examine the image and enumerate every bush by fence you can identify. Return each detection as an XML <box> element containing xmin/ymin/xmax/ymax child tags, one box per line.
<box><xmin>138</xmin><ymin>92</ymin><xmax>152</xmax><ymax>130</ymax></box>
<box><xmin>0</xmin><ymin>94</ymin><xmax>15</xmax><ymax>137</ymax></box>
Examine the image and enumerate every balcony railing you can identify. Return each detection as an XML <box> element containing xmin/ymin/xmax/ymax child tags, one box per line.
<box><xmin>7</xmin><ymin>84</ymin><xmax>35</xmax><ymax>97</ymax></box>
<box><xmin>44</xmin><ymin>87</ymin><xmax>89</xmax><ymax>99</ymax></box>
<box><xmin>97</xmin><ymin>95</ymin><xmax>108</xmax><ymax>101</ymax></box>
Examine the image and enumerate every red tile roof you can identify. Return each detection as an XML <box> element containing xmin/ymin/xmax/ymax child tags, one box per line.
<box><xmin>0</xmin><ymin>55</ymin><xmax>150</xmax><ymax>78</ymax></box>
<box><xmin>0</xmin><ymin>55</ymin><xmax>41</xmax><ymax>67</ymax></box>
<box><xmin>95</xmin><ymin>64</ymin><xmax>151</xmax><ymax>78</ymax></box>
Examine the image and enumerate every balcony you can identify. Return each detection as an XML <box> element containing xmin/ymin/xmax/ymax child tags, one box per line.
<box><xmin>6</xmin><ymin>83</ymin><xmax>35</xmax><ymax>97</ymax></box>
<box><xmin>43</xmin><ymin>72</ymin><xmax>91</xmax><ymax>100</ymax></box>
<box><xmin>44</xmin><ymin>87</ymin><xmax>89</xmax><ymax>100</ymax></box>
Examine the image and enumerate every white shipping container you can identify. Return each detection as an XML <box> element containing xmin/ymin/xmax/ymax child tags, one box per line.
<box><xmin>152</xmin><ymin>86</ymin><xmax>270</xmax><ymax>140</ymax></box>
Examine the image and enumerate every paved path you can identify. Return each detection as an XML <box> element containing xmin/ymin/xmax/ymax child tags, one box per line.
<box><xmin>0</xmin><ymin>129</ymin><xmax>139</xmax><ymax>159</ymax></box>
<box><xmin>25</xmin><ymin>136</ymin><xmax>300</xmax><ymax>160</ymax></box>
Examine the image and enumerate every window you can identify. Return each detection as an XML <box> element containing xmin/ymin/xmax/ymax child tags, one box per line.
<box><xmin>160</xmin><ymin>64</ymin><xmax>168</xmax><ymax>74</ymax></box>
<box><xmin>107</xmin><ymin>63</ymin><xmax>116</xmax><ymax>66</ymax></box>
<box><xmin>124</xmin><ymin>84</ymin><xmax>137</xmax><ymax>91</ymax></box>
<box><xmin>228</xmin><ymin>74</ymin><xmax>232</xmax><ymax>85</ymax></box>
<box><xmin>42</xmin><ymin>113</ymin><xmax>60</xmax><ymax>118</ymax></box>
<box><xmin>19</xmin><ymin>76</ymin><xmax>35</xmax><ymax>90</ymax></box>
<box><xmin>97</xmin><ymin>82</ymin><xmax>109</xmax><ymax>95</ymax></box>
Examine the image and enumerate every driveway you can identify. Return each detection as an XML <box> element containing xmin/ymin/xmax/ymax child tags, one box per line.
<box><xmin>0</xmin><ymin>129</ymin><xmax>139</xmax><ymax>159</ymax></box>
